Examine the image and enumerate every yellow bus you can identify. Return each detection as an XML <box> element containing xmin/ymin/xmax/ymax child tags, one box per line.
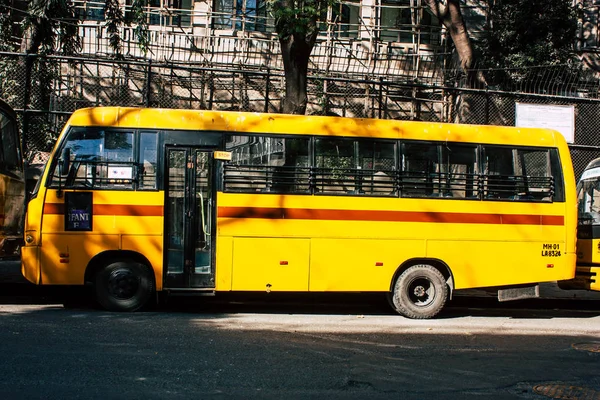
<box><xmin>565</xmin><ymin>157</ymin><xmax>600</xmax><ymax>291</ymax></box>
<box><xmin>22</xmin><ymin>107</ymin><xmax>577</xmax><ymax>318</ymax></box>
<box><xmin>0</xmin><ymin>99</ymin><xmax>25</xmax><ymax>258</ymax></box>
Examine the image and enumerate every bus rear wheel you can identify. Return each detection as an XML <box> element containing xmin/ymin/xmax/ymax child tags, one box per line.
<box><xmin>391</xmin><ymin>264</ymin><xmax>448</xmax><ymax>319</ymax></box>
<box><xmin>94</xmin><ymin>261</ymin><xmax>154</xmax><ymax>312</ymax></box>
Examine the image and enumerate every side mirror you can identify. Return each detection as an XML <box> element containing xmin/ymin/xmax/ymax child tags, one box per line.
<box><xmin>56</xmin><ymin>148</ymin><xmax>71</xmax><ymax>198</ymax></box>
<box><xmin>59</xmin><ymin>147</ymin><xmax>71</xmax><ymax>176</ymax></box>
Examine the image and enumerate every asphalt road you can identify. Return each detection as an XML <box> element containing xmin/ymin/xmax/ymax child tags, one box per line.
<box><xmin>1</xmin><ymin>302</ymin><xmax>600</xmax><ymax>400</ymax></box>
<box><xmin>2</xmin><ymin>259</ymin><xmax>600</xmax><ymax>399</ymax></box>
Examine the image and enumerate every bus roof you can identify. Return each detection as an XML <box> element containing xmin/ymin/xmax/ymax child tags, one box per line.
<box><xmin>66</xmin><ymin>107</ymin><xmax>566</xmax><ymax>148</ymax></box>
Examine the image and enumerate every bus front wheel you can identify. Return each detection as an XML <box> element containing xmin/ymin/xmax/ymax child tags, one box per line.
<box><xmin>94</xmin><ymin>261</ymin><xmax>154</xmax><ymax>312</ymax></box>
<box><xmin>391</xmin><ymin>264</ymin><xmax>448</xmax><ymax>319</ymax></box>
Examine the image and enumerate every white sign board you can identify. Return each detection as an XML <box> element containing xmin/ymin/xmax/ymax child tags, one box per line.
<box><xmin>515</xmin><ymin>103</ymin><xmax>575</xmax><ymax>143</ymax></box>
<box><xmin>108</xmin><ymin>166</ymin><xmax>133</xmax><ymax>180</ymax></box>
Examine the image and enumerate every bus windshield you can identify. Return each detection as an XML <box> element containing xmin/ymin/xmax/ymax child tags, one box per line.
<box><xmin>577</xmin><ymin>167</ymin><xmax>600</xmax><ymax>225</ymax></box>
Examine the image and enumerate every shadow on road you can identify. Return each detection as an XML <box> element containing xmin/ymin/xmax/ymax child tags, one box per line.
<box><xmin>2</xmin><ymin>281</ymin><xmax>598</xmax><ymax>320</ymax></box>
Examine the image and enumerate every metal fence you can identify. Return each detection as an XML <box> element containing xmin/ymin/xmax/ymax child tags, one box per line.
<box><xmin>2</xmin><ymin>51</ymin><xmax>600</xmax><ymax>180</ymax></box>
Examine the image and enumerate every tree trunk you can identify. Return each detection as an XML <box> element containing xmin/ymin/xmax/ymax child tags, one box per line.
<box><xmin>18</xmin><ymin>18</ymin><xmax>43</xmax><ymax>111</ymax></box>
<box><xmin>279</xmin><ymin>34</ymin><xmax>314</xmax><ymax>115</ymax></box>
<box><xmin>20</xmin><ymin>22</ymin><xmax>43</xmax><ymax>55</ymax></box>
<box><xmin>423</xmin><ymin>0</ymin><xmax>484</xmax><ymax>87</ymax></box>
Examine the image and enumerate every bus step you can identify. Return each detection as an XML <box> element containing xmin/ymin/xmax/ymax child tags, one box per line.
<box><xmin>498</xmin><ymin>284</ymin><xmax>539</xmax><ymax>302</ymax></box>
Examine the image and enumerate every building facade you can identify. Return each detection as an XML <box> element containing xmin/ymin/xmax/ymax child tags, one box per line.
<box><xmin>72</xmin><ymin>0</ymin><xmax>486</xmax><ymax>82</ymax></box>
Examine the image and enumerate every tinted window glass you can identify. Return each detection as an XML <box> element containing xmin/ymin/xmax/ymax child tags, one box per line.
<box><xmin>50</xmin><ymin>129</ymin><xmax>135</xmax><ymax>189</ymax></box>
<box><xmin>314</xmin><ymin>138</ymin><xmax>355</xmax><ymax>194</ymax></box>
<box><xmin>139</xmin><ymin>132</ymin><xmax>158</xmax><ymax>190</ymax></box>
<box><xmin>443</xmin><ymin>144</ymin><xmax>478</xmax><ymax>199</ymax></box>
<box><xmin>358</xmin><ymin>140</ymin><xmax>396</xmax><ymax>195</ymax></box>
<box><xmin>401</xmin><ymin>142</ymin><xmax>478</xmax><ymax>198</ymax></box>
<box><xmin>482</xmin><ymin>146</ymin><xmax>553</xmax><ymax>201</ymax></box>
<box><xmin>401</xmin><ymin>141</ymin><xmax>441</xmax><ymax>197</ymax></box>
<box><xmin>224</xmin><ymin>135</ymin><xmax>310</xmax><ymax>193</ymax></box>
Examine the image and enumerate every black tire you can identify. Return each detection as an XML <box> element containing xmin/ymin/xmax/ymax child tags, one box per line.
<box><xmin>94</xmin><ymin>261</ymin><xmax>154</xmax><ymax>312</ymax></box>
<box><xmin>391</xmin><ymin>264</ymin><xmax>448</xmax><ymax>319</ymax></box>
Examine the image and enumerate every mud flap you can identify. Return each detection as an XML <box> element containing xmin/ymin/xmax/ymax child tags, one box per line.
<box><xmin>498</xmin><ymin>284</ymin><xmax>539</xmax><ymax>302</ymax></box>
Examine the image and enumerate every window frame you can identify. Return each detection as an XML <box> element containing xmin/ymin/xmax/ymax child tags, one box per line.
<box><xmin>46</xmin><ymin>127</ymin><xmax>159</xmax><ymax>192</ymax></box>
<box><xmin>223</xmin><ymin>133</ymin><xmax>311</xmax><ymax>194</ymax></box>
<box><xmin>480</xmin><ymin>144</ymin><xmax>560</xmax><ymax>202</ymax></box>
<box><xmin>212</xmin><ymin>0</ymin><xmax>271</xmax><ymax>32</ymax></box>
<box><xmin>222</xmin><ymin>132</ymin><xmax>563</xmax><ymax>203</ymax></box>
<box><xmin>46</xmin><ymin>127</ymin><xmax>565</xmax><ymax>204</ymax></box>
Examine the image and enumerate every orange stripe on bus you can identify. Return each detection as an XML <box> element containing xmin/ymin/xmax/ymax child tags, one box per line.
<box><xmin>94</xmin><ymin>204</ymin><xmax>164</xmax><ymax>217</ymax></box>
<box><xmin>43</xmin><ymin>203</ymin><xmax>563</xmax><ymax>225</ymax></box>
<box><xmin>217</xmin><ymin>207</ymin><xmax>564</xmax><ymax>226</ymax></box>
<box><xmin>44</xmin><ymin>203</ymin><xmax>163</xmax><ymax>217</ymax></box>
<box><xmin>44</xmin><ymin>203</ymin><xmax>63</xmax><ymax>214</ymax></box>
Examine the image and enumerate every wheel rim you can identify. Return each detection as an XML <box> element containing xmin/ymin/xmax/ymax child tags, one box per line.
<box><xmin>407</xmin><ymin>277</ymin><xmax>436</xmax><ymax>307</ymax></box>
<box><xmin>107</xmin><ymin>268</ymin><xmax>140</xmax><ymax>300</ymax></box>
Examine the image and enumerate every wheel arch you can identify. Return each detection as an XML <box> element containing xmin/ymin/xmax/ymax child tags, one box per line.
<box><xmin>84</xmin><ymin>250</ymin><xmax>155</xmax><ymax>286</ymax></box>
<box><xmin>389</xmin><ymin>258</ymin><xmax>455</xmax><ymax>297</ymax></box>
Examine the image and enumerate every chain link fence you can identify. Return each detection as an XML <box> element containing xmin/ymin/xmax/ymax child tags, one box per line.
<box><xmin>451</xmin><ymin>91</ymin><xmax>600</xmax><ymax>179</ymax></box>
<box><xmin>1</xmin><ymin>51</ymin><xmax>599</xmax><ymax>180</ymax></box>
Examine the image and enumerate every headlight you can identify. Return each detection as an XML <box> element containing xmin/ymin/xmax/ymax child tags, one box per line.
<box><xmin>24</xmin><ymin>231</ymin><xmax>37</xmax><ymax>245</ymax></box>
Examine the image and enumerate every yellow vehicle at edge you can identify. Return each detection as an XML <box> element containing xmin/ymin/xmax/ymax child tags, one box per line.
<box><xmin>0</xmin><ymin>99</ymin><xmax>25</xmax><ymax>258</ymax></box>
<box><xmin>564</xmin><ymin>157</ymin><xmax>600</xmax><ymax>291</ymax></box>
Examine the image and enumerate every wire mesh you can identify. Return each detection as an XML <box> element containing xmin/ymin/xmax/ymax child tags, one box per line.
<box><xmin>2</xmin><ymin>51</ymin><xmax>600</xmax><ymax>180</ymax></box>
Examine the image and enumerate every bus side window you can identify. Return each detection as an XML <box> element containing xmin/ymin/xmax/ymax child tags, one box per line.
<box><xmin>443</xmin><ymin>144</ymin><xmax>478</xmax><ymax>199</ymax></box>
<box><xmin>482</xmin><ymin>146</ymin><xmax>553</xmax><ymax>202</ymax></box>
<box><xmin>358</xmin><ymin>139</ymin><xmax>396</xmax><ymax>196</ymax></box>
<box><xmin>518</xmin><ymin>148</ymin><xmax>554</xmax><ymax>201</ymax></box>
<box><xmin>482</xmin><ymin>146</ymin><xmax>516</xmax><ymax>199</ymax></box>
<box><xmin>223</xmin><ymin>135</ymin><xmax>310</xmax><ymax>194</ymax></box>
<box><xmin>401</xmin><ymin>141</ymin><xmax>441</xmax><ymax>198</ymax></box>
<box><xmin>139</xmin><ymin>132</ymin><xmax>157</xmax><ymax>190</ymax></box>
<box><xmin>314</xmin><ymin>138</ymin><xmax>355</xmax><ymax>195</ymax></box>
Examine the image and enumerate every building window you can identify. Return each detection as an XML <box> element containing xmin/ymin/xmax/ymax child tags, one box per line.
<box><xmin>75</xmin><ymin>0</ymin><xmax>106</xmax><ymax>21</ymax></box>
<box><xmin>330</xmin><ymin>1</ymin><xmax>360</xmax><ymax>39</ymax></box>
<box><xmin>379</xmin><ymin>0</ymin><xmax>440</xmax><ymax>45</ymax></box>
<box><xmin>213</xmin><ymin>0</ymin><xmax>270</xmax><ymax>32</ymax></box>
<box><xmin>126</xmin><ymin>0</ymin><xmax>193</xmax><ymax>27</ymax></box>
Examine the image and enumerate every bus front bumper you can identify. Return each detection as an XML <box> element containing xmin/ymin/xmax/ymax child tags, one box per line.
<box><xmin>558</xmin><ymin>265</ymin><xmax>600</xmax><ymax>291</ymax></box>
<box><xmin>21</xmin><ymin>245</ymin><xmax>41</xmax><ymax>285</ymax></box>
